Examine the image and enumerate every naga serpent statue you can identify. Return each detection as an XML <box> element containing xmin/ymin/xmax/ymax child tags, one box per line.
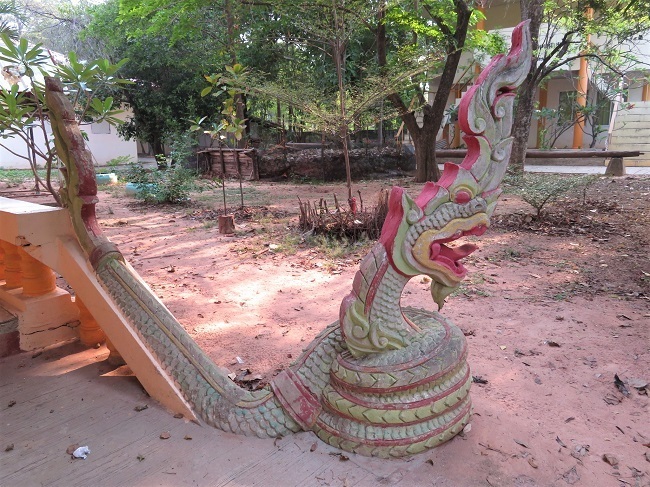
<box><xmin>45</xmin><ymin>21</ymin><xmax>531</xmax><ymax>458</ymax></box>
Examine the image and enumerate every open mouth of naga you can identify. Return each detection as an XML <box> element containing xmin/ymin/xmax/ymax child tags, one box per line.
<box><xmin>428</xmin><ymin>224</ymin><xmax>487</xmax><ymax>277</ymax></box>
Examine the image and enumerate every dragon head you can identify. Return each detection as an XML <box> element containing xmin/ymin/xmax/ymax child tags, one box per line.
<box><xmin>380</xmin><ymin>21</ymin><xmax>532</xmax><ymax>310</ymax></box>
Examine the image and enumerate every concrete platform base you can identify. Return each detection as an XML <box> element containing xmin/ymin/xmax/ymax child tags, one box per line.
<box><xmin>0</xmin><ymin>285</ymin><xmax>79</xmax><ymax>351</ymax></box>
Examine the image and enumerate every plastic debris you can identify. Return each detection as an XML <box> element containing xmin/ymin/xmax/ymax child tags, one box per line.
<box><xmin>72</xmin><ymin>446</ymin><xmax>90</xmax><ymax>459</ymax></box>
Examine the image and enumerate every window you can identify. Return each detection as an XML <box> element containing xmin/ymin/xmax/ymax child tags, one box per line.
<box><xmin>558</xmin><ymin>91</ymin><xmax>577</xmax><ymax>123</ymax></box>
<box><xmin>594</xmin><ymin>91</ymin><xmax>613</xmax><ymax>126</ymax></box>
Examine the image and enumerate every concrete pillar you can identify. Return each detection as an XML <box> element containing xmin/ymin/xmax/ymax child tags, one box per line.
<box><xmin>572</xmin><ymin>56</ymin><xmax>588</xmax><ymax>149</ymax></box>
<box><xmin>474</xmin><ymin>6</ymin><xmax>486</xmax><ymax>78</ymax></box>
<box><xmin>572</xmin><ymin>8</ymin><xmax>593</xmax><ymax>149</ymax></box>
<box><xmin>642</xmin><ymin>82</ymin><xmax>650</xmax><ymax>102</ymax></box>
<box><xmin>1</xmin><ymin>241</ymin><xmax>22</xmax><ymax>290</ymax></box>
<box><xmin>76</xmin><ymin>296</ymin><xmax>106</xmax><ymax>347</ymax></box>
<box><xmin>452</xmin><ymin>86</ymin><xmax>463</xmax><ymax>148</ymax></box>
<box><xmin>605</xmin><ymin>157</ymin><xmax>625</xmax><ymax>176</ymax></box>
<box><xmin>18</xmin><ymin>248</ymin><xmax>56</xmax><ymax>297</ymax></box>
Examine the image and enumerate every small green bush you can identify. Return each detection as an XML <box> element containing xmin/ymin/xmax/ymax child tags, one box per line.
<box><xmin>504</xmin><ymin>173</ymin><xmax>598</xmax><ymax>218</ymax></box>
<box><xmin>121</xmin><ymin>162</ymin><xmax>198</xmax><ymax>203</ymax></box>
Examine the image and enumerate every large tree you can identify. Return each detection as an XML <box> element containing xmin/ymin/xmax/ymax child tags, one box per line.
<box><xmin>510</xmin><ymin>0</ymin><xmax>650</xmax><ymax>173</ymax></box>
<box><xmin>83</xmin><ymin>0</ymin><xmax>223</xmax><ymax>157</ymax></box>
<box><xmin>377</xmin><ymin>0</ymin><xmax>474</xmax><ymax>182</ymax></box>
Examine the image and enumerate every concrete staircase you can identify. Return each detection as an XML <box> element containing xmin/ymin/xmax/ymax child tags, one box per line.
<box><xmin>609</xmin><ymin>101</ymin><xmax>650</xmax><ymax>166</ymax></box>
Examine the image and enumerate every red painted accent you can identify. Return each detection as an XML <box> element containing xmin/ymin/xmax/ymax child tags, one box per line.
<box><xmin>363</xmin><ymin>259</ymin><xmax>390</xmax><ymax>315</ymax></box>
<box><xmin>331</xmin><ymin>346</ymin><xmax>468</xmax><ymax>395</ymax></box>
<box><xmin>379</xmin><ymin>187</ymin><xmax>405</xmax><ymax>248</ymax></box>
<box><xmin>460</xmin><ymin>136</ymin><xmax>482</xmax><ymax>171</ymax></box>
<box><xmin>454</xmin><ymin>190</ymin><xmax>471</xmax><ymax>204</ymax></box>
<box><xmin>271</xmin><ymin>369</ymin><xmax>322</xmax><ymax>430</ymax></box>
<box><xmin>331</xmin><ymin>366</ymin><xmax>470</xmax><ymax>413</ymax></box>
<box><xmin>436</xmin><ymin>163</ymin><xmax>460</xmax><ymax>190</ymax></box>
<box><xmin>315</xmin><ymin>397</ymin><xmax>472</xmax><ymax>446</ymax></box>
<box><xmin>458</xmin><ymin>20</ymin><xmax>528</xmax><ymax>136</ymax></box>
<box><xmin>414</xmin><ymin>181</ymin><xmax>440</xmax><ymax>209</ymax></box>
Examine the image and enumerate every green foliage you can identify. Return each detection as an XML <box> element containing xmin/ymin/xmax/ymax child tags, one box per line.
<box><xmin>0</xmin><ymin>168</ymin><xmax>46</xmax><ymax>185</ymax></box>
<box><xmin>106</xmin><ymin>155</ymin><xmax>134</xmax><ymax>167</ymax></box>
<box><xmin>504</xmin><ymin>173</ymin><xmax>598</xmax><ymax>218</ymax></box>
<box><xmin>83</xmin><ymin>0</ymin><xmax>220</xmax><ymax>156</ymax></box>
<box><xmin>192</xmin><ymin>64</ymin><xmax>248</xmax><ymax>144</ymax></box>
<box><xmin>0</xmin><ymin>33</ymin><xmax>130</xmax><ymax>205</ymax></box>
<box><xmin>119</xmin><ymin>162</ymin><xmax>151</xmax><ymax>183</ymax></box>
<box><xmin>123</xmin><ymin>163</ymin><xmax>198</xmax><ymax>204</ymax></box>
<box><xmin>0</xmin><ymin>1</ymin><xmax>22</xmax><ymax>39</ymax></box>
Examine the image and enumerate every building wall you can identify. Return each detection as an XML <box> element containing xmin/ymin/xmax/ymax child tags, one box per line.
<box><xmin>483</xmin><ymin>2</ymin><xmax>520</xmax><ymax>30</ymax></box>
<box><xmin>0</xmin><ymin>115</ymin><xmax>137</xmax><ymax>170</ymax></box>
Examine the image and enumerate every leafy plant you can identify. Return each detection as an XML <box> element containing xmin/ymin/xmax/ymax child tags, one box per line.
<box><xmin>129</xmin><ymin>164</ymin><xmax>198</xmax><ymax>204</ymax></box>
<box><xmin>106</xmin><ymin>155</ymin><xmax>134</xmax><ymax>167</ymax></box>
<box><xmin>504</xmin><ymin>173</ymin><xmax>598</xmax><ymax>219</ymax></box>
<box><xmin>0</xmin><ymin>33</ymin><xmax>131</xmax><ymax>205</ymax></box>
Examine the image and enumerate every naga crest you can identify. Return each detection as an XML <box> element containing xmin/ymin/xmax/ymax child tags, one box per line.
<box><xmin>340</xmin><ymin>22</ymin><xmax>532</xmax><ymax>357</ymax></box>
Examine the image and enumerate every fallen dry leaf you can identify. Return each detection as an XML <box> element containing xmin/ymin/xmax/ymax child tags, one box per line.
<box><xmin>134</xmin><ymin>404</ymin><xmax>148</xmax><ymax>412</ymax></box>
<box><xmin>184</xmin><ymin>435</ymin><xmax>192</xmax><ymax>440</ymax></box>
<box><xmin>310</xmin><ymin>442</ymin><xmax>317</xmax><ymax>452</ymax></box>
<box><xmin>159</xmin><ymin>431</ymin><xmax>171</xmax><ymax>440</ymax></box>
<box><xmin>562</xmin><ymin>466</ymin><xmax>580</xmax><ymax>485</ymax></box>
<box><xmin>602</xmin><ymin>453</ymin><xmax>618</xmax><ymax>466</ymax></box>
<box><xmin>527</xmin><ymin>457</ymin><xmax>538</xmax><ymax>468</ymax></box>
<box><xmin>614</xmin><ymin>374</ymin><xmax>630</xmax><ymax>397</ymax></box>
<box><xmin>173</xmin><ymin>413</ymin><xmax>184</xmax><ymax>419</ymax></box>
<box><xmin>65</xmin><ymin>444</ymin><xmax>80</xmax><ymax>455</ymax></box>
<box><xmin>571</xmin><ymin>444</ymin><xmax>589</xmax><ymax>459</ymax></box>
<box><xmin>514</xmin><ymin>439</ymin><xmax>530</xmax><ymax>449</ymax></box>
<box><xmin>604</xmin><ymin>393</ymin><xmax>622</xmax><ymax>405</ymax></box>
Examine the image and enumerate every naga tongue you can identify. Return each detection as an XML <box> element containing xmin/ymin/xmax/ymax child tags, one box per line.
<box><xmin>430</xmin><ymin>242</ymin><xmax>478</xmax><ymax>262</ymax></box>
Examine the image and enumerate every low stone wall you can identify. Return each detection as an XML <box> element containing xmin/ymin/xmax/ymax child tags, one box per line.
<box><xmin>258</xmin><ymin>146</ymin><xmax>415</xmax><ymax>180</ymax></box>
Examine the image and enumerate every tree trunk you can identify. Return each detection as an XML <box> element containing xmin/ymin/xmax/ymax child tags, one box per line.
<box><xmin>509</xmin><ymin>76</ymin><xmax>537</xmax><ymax>174</ymax></box>
<box><xmin>416</xmin><ymin>0</ymin><xmax>472</xmax><ymax>182</ymax></box>
<box><xmin>412</xmin><ymin>127</ymin><xmax>438</xmax><ymax>182</ymax></box>
<box><xmin>509</xmin><ymin>0</ymin><xmax>543</xmax><ymax>174</ymax></box>
<box><xmin>377</xmin><ymin>0</ymin><xmax>471</xmax><ymax>183</ymax></box>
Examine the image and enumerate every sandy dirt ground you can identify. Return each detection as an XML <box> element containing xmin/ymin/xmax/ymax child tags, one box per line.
<box><xmin>4</xmin><ymin>173</ymin><xmax>649</xmax><ymax>486</ymax></box>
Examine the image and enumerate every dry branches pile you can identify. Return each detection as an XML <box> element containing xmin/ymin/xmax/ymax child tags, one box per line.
<box><xmin>298</xmin><ymin>189</ymin><xmax>389</xmax><ymax>241</ymax></box>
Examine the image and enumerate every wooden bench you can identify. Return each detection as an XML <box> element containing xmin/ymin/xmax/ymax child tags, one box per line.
<box><xmin>434</xmin><ymin>149</ymin><xmax>644</xmax><ymax>176</ymax></box>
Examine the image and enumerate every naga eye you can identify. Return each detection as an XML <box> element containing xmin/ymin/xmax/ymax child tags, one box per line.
<box><xmin>454</xmin><ymin>190</ymin><xmax>472</xmax><ymax>204</ymax></box>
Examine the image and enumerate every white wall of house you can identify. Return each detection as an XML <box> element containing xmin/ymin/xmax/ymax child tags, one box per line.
<box><xmin>0</xmin><ymin>115</ymin><xmax>137</xmax><ymax>170</ymax></box>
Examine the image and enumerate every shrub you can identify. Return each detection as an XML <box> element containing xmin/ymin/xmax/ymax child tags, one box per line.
<box><xmin>503</xmin><ymin>173</ymin><xmax>598</xmax><ymax>218</ymax></box>
<box><xmin>121</xmin><ymin>162</ymin><xmax>198</xmax><ymax>203</ymax></box>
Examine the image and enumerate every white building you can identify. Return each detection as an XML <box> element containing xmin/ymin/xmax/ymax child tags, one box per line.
<box><xmin>408</xmin><ymin>1</ymin><xmax>650</xmax><ymax>166</ymax></box>
<box><xmin>0</xmin><ymin>42</ymin><xmax>137</xmax><ymax>170</ymax></box>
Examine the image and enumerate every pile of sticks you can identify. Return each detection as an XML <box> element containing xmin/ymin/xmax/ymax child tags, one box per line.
<box><xmin>298</xmin><ymin>189</ymin><xmax>389</xmax><ymax>241</ymax></box>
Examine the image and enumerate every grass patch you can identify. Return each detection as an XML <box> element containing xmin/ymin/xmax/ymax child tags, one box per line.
<box><xmin>0</xmin><ymin>168</ymin><xmax>47</xmax><ymax>185</ymax></box>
